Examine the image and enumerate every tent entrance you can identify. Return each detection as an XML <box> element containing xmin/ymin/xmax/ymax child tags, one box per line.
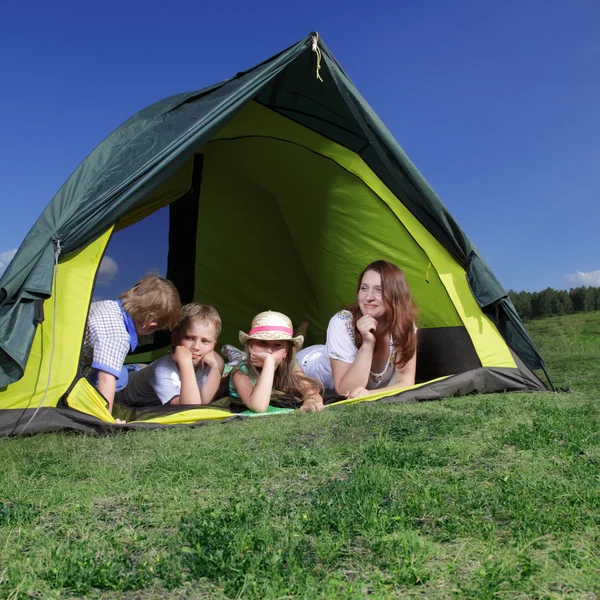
<box><xmin>99</xmin><ymin>101</ymin><xmax>483</xmax><ymax>381</ymax></box>
<box><xmin>0</xmin><ymin>34</ymin><xmax>549</xmax><ymax>435</ymax></box>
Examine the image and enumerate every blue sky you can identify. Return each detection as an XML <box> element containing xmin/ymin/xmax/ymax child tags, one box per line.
<box><xmin>1</xmin><ymin>0</ymin><xmax>598</xmax><ymax>293</ymax></box>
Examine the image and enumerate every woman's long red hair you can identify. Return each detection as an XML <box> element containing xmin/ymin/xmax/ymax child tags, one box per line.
<box><xmin>351</xmin><ymin>260</ymin><xmax>417</xmax><ymax>368</ymax></box>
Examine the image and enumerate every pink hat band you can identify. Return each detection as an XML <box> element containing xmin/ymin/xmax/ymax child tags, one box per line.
<box><xmin>239</xmin><ymin>311</ymin><xmax>304</xmax><ymax>349</ymax></box>
<box><xmin>249</xmin><ymin>325</ymin><xmax>294</xmax><ymax>336</ymax></box>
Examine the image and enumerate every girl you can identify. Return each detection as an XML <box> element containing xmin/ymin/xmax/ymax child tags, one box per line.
<box><xmin>297</xmin><ymin>260</ymin><xmax>418</xmax><ymax>399</ymax></box>
<box><xmin>229</xmin><ymin>311</ymin><xmax>324</xmax><ymax>413</ymax></box>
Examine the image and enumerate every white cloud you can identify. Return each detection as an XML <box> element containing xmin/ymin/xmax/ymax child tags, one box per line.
<box><xmin>0</xmin><ymin>249</ymin><xmax>17</xmax><ymax>277</ymax></box>
<box><xmin>565</xmin><ymin>270</ymin><xmax>600</xmax><ymax>287</ymax></box>
<box><xmin>97</xmin><ymin>256</ymin><xmax>119</xmax><ymax>284</ymax></box>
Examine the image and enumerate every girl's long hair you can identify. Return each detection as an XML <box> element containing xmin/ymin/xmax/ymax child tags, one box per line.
<box><xmin>234</xmin><ymin>342</ymin><xmax>323</xmax><ymax>407</ymax></box>
<box><xmin>350</xmin><ymin>260</ymin><xmax>418</xmax><ymax>368</ymax></box>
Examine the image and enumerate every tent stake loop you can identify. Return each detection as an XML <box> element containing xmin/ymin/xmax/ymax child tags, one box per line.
<box><xmin>312</xmin><ymin>33</ymin><xmax>324</xmax><ymax>82</ymax></box>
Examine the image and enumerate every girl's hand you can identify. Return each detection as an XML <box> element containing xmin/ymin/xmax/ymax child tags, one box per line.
<box><xmin>356</xmin><ymin>315</ymin><xmax>377</xmax><ymax>346</ymax></box>
<box><xmin>345</xmin><ymin>386</ymin><xmax>370</xmax><ymax>399</ymax></box>
<box><xmin>169</xmin><ymin>345</ymin><xmax>194</xmax><ymax>367</ymax></box>
<box><xmin>249</xmin><ymin>351</ymin><xmax>274</xmax><ymax>368</ymax></box>
<box><xmin>250</xmin><ymin>350</ymin><xmax>286</xmax><ymax>368</ymax></box>
<box><xmin>300</xmin><ymin>397</ymin><xmax>325</xmax><ymax>412</ymax></box>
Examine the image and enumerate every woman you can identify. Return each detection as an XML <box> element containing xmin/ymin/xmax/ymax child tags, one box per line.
<box><xmin>297</xmin><ymin>260</ymin><xmax>417</xmax><ymax>399</ymax></box>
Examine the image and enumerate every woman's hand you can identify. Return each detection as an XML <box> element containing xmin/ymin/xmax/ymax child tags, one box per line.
<box><xmin>356</xmin><ymin>315</ymin><xmax>377</xmax><ymax>346</ymax></box>
<box><xmin>345</xmin><ymin>386</ymin><xmax>370</xmax><ymax>399</ymax></box>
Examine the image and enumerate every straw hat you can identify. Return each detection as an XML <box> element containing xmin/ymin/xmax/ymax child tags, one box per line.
<box><xmin>239</xmin><ymin>311</ymin><xmax>304</xmax><ymax>349</ymax></box>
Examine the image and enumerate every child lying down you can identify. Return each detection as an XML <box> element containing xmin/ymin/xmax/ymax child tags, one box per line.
<box><xmin>115</xmin><ymin>304</ymin><xmax>224</xmax><ymax>408</ymax></box>
<box><xmin>115</xmin><ymin>308</ymin><xmax>324</xmax><ymax>415</ymax></box>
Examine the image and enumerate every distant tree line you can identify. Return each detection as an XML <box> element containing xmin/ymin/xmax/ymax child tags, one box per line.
<box><xmin>508</xmin><ymin>286</ymin><xmax>600</xmax><ymax>321</ymax></box>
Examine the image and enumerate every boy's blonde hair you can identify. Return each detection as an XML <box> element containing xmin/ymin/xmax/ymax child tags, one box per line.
<box><xmin>119</xmin><ymin>275</ymin><xmax>181</xmax><ymax>330</ymax></box>
<box><xmin>173</xmin><ymin>303</ymin><xmax>222</xmax><ymax>337</ymax></box>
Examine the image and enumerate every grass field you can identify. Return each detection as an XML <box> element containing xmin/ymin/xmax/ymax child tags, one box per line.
<box><xmin>1</xmin><ymin>312</ymin><xmax>599</xmax><ymax>599</ymax></box>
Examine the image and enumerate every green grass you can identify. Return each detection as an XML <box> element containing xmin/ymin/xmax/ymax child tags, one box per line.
<box><xmin>1</xmin><ymin>312</ymin><xmax>599</xmax><ymax>598</ymax></box>
<box><xmin>528</xmin><ymin>311</ymin><xmax>600</xmax><ymax>394</ymax></box>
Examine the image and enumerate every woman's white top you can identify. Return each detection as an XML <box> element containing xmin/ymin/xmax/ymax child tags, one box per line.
<box><xmin>297</xmin><ymin>310</ymin><xmax>397</xmax><ymax>390</ymax></box>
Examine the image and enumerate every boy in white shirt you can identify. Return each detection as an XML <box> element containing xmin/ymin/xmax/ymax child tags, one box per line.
<box><xmin>116</xmin><ymin>304</ymin><xmax>224</xmax><ymax>407</ymax></box>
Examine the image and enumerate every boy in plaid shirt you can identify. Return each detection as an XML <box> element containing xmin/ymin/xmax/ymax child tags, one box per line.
<box><xmin>80</xmin><ymin>275</ymin><xmax>181</xmax><ymax>416</ymax></box>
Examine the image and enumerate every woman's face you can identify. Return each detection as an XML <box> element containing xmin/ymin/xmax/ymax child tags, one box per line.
<box><xmin>358</xmin><ymin>269</ymin><xmax>386</xmax><ymax>320</ymax></box>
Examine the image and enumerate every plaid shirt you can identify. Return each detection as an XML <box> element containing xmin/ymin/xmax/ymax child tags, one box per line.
<box><xmin>81</xmin><ymin>300</ymin><xmax>135</xmax><ymax>381</ymax></box>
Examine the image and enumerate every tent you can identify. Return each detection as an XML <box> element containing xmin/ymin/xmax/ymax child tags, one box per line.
<box><xmin>0</xmin><ymin>33</ymin><xmax>549</xmax><ymax>435</ymax></box>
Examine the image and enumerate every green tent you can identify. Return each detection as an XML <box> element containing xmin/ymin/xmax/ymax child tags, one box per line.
<box><xmin>0</xmin><ymin>33</ymin><xmax>548</xmax><ymax>435</ymax></box>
